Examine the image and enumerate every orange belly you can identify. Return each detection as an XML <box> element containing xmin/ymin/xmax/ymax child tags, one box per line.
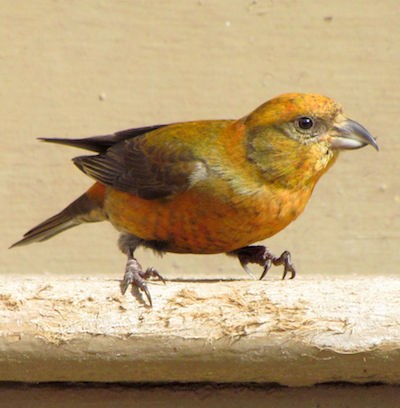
<box><xmin>104</xmin><ymin>183</ymin><xmax>312</xmax><ymax>254</ymax></box>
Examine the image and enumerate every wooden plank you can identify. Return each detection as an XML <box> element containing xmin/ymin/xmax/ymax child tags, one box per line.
<box><xmin>1</xmin><ymin>276</ymin><xmax>399</xmax><ymax>385</ymax></box>
<box><xmin>0</xmin><ymin>383</ymin><xmax>400</xmax><ymax>408</ymax></box>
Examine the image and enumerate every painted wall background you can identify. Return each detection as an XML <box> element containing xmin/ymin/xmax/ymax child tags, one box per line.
<box><xmin>2</xmin><ymin>0</ymin><xmax>399</xmax><ymax>280</ymax></box>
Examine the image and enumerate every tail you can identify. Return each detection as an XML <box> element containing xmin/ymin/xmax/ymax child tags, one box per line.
<box><xmin>38</xmin><ymin>123</ymin><xmax>167</xmax><ymax>153</ymax></box>
<box><xmin>11</xmin><ymin>183</ymin><xmax>106</xmax><ymax>248</ymax></box>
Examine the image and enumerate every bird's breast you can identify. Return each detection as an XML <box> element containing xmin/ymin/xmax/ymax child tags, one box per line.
<box><xmin>104</xmin><ymin>181</ymin><xmax>313</xmax><ymax>254</ymax></box>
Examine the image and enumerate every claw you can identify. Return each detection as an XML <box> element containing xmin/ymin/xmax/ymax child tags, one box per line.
<box><xmin>279</xmin><ymin>251</ymin><xmax>296</xmax><ymax>280</ymax></box>
<box><xmin>240</xmin><ymin>261</ymin><xmax>256</xmax><ymax>279</ymax></box>
<box><xmin>120</xmin><ymin>257</ymin><xmax>165</xmax><ymax>306</ymax></box>
<box><xmin>231</xmin><ymin>245</ymin><xmax>296</xmax><ymax>280</ymax></box>
<box><xmin>120</xmin><ymin>279</ymin><xmax>130</xmax><ymax>296</ymax></box>
<box><xmin>259</xmin><ymin>259</ymin><xmax>272</xmax><ymax>280</ymax></box>
<box><xmin>145</xmin><ymin>267</ymin><xmax>166</xmax><ymax>285</ymax></box>
<box><xmin>141</xmin><ymin>284</ymin><xmax>153</xmax><ymax>308</ymax></box>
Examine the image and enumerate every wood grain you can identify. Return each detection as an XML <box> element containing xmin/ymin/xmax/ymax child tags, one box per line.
<box><xmin>1</xmin><ymin>276</ymin><xmax>399</xmax><ymax>385</ymax></box>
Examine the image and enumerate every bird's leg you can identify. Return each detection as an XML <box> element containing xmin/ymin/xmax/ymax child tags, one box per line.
<box><xmin>230</xmin><ymin>245</ymin><xmax>296</xmax><ymax>280</ymax></box>
<box><xmin>118</xmin><ymin>233</ymin><xmax>165</xmax><ymax>307</ymax></box>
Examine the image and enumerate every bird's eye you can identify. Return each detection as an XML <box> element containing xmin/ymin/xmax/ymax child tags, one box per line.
<box><xmin>297</xmin><ymin>116</ymin><xmax>314</xmax><ymax>130</ymax></box>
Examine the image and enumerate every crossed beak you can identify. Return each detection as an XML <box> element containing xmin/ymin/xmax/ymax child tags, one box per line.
<box><xmin>330</xmin><ymin>118</ymin><xmax>379</xmax><ymax>151</ymax></box>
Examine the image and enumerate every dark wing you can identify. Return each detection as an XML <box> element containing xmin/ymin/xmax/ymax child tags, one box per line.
<box><xmin>39</xmin><ymin>124</ymin><xmax>168</xmax><ymax>153</ymax></box>
<box><xmin>73</xmin><ymin>135</ymin><xmax>207</xmax><ymax>200</ymax></box>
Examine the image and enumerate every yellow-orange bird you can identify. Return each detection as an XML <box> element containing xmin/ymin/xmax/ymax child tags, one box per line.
<box><xmin>12</xmin><ymin>93</ymin><xmax>378</xmax><ymax>305</ymax></box>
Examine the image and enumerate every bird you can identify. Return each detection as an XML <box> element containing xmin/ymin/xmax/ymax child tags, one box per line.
<box><xmin>11</xmin><ymin>93</ymin><xmax>378</xmax><ymax>306</ymax></box>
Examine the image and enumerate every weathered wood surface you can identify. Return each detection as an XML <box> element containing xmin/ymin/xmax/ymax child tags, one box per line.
<box><xmin>0</xmin><ymin>276</ymin><xmax>399</xmax><ymax>385</ymax></box>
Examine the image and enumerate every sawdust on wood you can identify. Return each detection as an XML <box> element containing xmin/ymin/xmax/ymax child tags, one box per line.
<box><xmin>160</xmin><ymin>287</ymin><xmax>310</xmax><ymax>341</ymax></box>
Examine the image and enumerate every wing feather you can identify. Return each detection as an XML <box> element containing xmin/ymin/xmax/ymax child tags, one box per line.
<box><xmin>73</xmin><ymin>134</ymin><xmax>208</xmax><ymax>200</ymax></box>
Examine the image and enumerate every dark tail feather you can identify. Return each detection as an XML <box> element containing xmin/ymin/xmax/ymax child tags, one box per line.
<box><xmin>10</xmin><ymin>212</ymin><xmax>79</xmax><ymax>247</ymax></box>
<box><xmin>39</xmin><ymin>124</ymin><xmax>167</xmax><ymax>153</ymax></box>
<box><xmin>10</xmin><ymin>191</ymin><xmax>105</xmax><ymax>248</ymax></box>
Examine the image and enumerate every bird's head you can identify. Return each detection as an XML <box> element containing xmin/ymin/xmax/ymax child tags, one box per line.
<box><xmin>245</xmin><ymin>93</ymin><xmax>378</xmax><ymax>152</ymax></box>
<box><xmin>242</xmin><ymin>93</ymin><xmax>378</xmax><ymax>188</ymax></box>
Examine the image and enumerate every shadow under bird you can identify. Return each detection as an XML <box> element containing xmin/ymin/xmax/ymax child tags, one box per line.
<box><xmin>11</xmin><ymin>93</ymin><xmax>378</xmax><ymax>306</ymax></box>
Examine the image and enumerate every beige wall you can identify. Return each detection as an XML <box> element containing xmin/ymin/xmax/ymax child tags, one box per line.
<box><xmin>1</xmin><ymin>0</ymin><xmax>399</xmax><ymax>279</ymax></box>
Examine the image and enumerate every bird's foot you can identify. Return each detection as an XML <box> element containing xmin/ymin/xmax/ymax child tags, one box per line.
<box><xmin>231</xmin><ymin>245</ymin><xmax>296</xmax><ymax>280</ymax></box>
<box><xmin>120</xmin><ymin>257</ymin><xmax>165</xmax><ymax>306</ymax></box>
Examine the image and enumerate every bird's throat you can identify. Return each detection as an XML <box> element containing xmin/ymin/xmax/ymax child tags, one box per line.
<box><xmin>246</xmin><ymin>128</ymin><xmax>337</xmax><ymax>190</ymax></box>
